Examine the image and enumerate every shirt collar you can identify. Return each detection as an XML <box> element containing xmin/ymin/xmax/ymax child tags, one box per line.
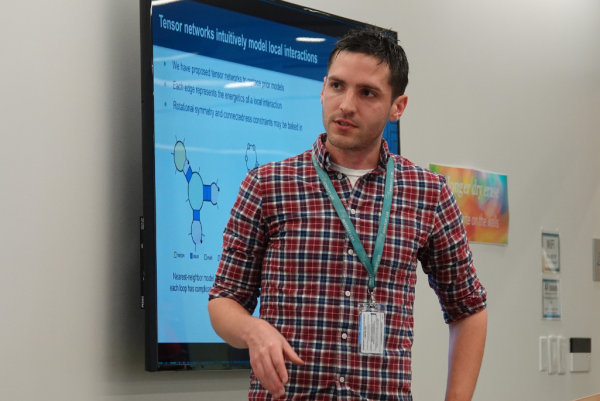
<box><xmin>311</xmin><ymin>133</ymin><xmax>392</xmax><ymax>172</ymax></box>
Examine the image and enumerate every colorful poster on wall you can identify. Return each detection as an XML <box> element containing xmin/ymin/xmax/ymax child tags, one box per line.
<box><xmin>429</xmin><ymin>164</ymin><xmax>509</xmax><ymax>245</ymax></box>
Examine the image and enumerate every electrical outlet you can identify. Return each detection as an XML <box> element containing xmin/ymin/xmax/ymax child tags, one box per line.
<box><xmin>539</xmin><ymin>337</ymin><xmax>548</xmax><ymax>371</ymax></box>
<box><xmin>559</xmin><ymin>337</ymin><xmax>568</xmax><ymax>374</ymax></box>
<box><xmin>548</xmin><ymin>336</ymin><xmax>559</xmax><ymax>374</ymax></box>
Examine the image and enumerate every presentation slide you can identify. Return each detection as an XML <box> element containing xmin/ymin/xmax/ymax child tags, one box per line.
<box><xmin>152</xmin><ymin>1</ymin><xmax>337</xmax><ymax>343</ymax></box>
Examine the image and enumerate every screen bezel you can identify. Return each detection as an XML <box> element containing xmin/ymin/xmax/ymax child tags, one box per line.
<box><xmin>140</xmin><ymin>0</ymin><xmax>400</xmax><ymax>372</ymax></box>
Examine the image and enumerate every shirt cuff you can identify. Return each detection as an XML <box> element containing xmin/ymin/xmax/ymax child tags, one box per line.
<box><xmin>208</xmin><ymin>279</ymin><xmax>259</xmax><ymax>315</ymax></box>
<box><xmin>441</xmin><ymin>281</ymin><xmax>487</xmax><ymax>324</ymax></box>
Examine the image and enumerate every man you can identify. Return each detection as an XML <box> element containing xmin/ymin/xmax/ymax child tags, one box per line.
<box><xmin>208</xmin><ymin>28</ymin><xmax>487</xmax><ymax>400</ymax></box>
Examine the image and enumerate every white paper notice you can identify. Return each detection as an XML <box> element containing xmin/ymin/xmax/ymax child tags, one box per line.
<box><xmin>542</xmin><ymin>233</ymin><xmax>560</xmax><ymax>274</ymax></box>
<box><xmin>360</xmin><ymin>312</ymin><xmax>385</xmax><ymax>355</ymax></box>
<box><xmin>542</xmin><ymin>279</ymin><xmax>561</xmax><ymax>320</ymax></box>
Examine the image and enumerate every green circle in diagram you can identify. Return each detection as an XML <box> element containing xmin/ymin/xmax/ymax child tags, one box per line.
<box><xmin>188</xmin><ymin>172</ymin><xmax>204</xmax><ymax>211</ymax></box>
<box><xmin>174</xmin><ymin>141</ymin><xmax>186</xmax><ymax>172</ymax></box>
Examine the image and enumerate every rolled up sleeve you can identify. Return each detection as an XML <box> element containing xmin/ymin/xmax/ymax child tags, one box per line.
<box><xmin>418</xmin><ymin>177</ymin><xmax>487</xmax><ymax>324</ymax></box>
<box><xmin>208</xmin><ymin>169</ymin><xmax>265</xmax><ymax>315</ymax></box>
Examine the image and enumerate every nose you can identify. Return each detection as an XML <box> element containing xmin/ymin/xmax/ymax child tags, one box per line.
<box><xmin>339</xmin><ymin>90</ymin><xmax>357</xmax><ymax>115</ymax></box>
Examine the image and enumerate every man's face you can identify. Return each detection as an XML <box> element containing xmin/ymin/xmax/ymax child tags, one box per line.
<box><xmin>321</xmin><ymin>51</ymin><xmax>407</xmax><ymax>155</ymax></box>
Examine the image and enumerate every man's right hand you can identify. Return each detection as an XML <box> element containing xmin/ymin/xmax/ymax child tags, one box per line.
<box><xmin>208</xmin><ymin>297</ymin><xmax>304</xmax><ymax>399</ymax></box>
<box><xmin>245</xmin><ymin>318</ymin><xmax>304</xmax><ymax>398</ymax></box>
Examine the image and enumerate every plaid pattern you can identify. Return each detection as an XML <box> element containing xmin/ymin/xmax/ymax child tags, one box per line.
<box><xmin>209</xmin><ymin>134</ymin><xmax>487</xmax><ymax>400</ymax></box>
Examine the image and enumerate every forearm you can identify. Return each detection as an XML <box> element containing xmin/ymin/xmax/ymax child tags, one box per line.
<box><xmin>445</xmin><ymin>308</ymin><xmax>487</xmax><ymax>401</ymax></box>
<box><xmin>208</xmin><ymin>297</ymin><xmax>259</xmax><ymax>348</ymax></box>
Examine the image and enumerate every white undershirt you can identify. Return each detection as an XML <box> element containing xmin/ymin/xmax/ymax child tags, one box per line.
<box><xmin>330</xmin><ymin>162</ymin><xmax>373</xmax><ymax>187</ymax></box>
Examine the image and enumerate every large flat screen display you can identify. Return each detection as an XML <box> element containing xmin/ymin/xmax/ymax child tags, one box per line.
<box><xmin>140</xmin><ymin>0</ymin><xmax>400</xmax><ymax>371</ymax></box>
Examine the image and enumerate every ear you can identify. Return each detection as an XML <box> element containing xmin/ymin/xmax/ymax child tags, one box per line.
<box><xmin>388</xmin><ymin>94</ymin><xmax>408</xmax><ymax>121</ymax></box>
<box><xmin>320</xmin><ymin>77</ymin><xmax>327</xmax><ymax>105</ymax></box>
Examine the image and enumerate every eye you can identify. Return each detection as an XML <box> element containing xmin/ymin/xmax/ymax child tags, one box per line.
<box><xmin>362</xmin><ymin>89</ymin><xmax>375</xmax><ymax>97</ymax></box>
<box><xmin>331</xmin><ymin>81</ymin><xmax>342</xmax><ymax>90</ymax></box>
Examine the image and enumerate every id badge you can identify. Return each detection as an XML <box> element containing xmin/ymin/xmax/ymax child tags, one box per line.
<box><xmin>358</xmin><ymin>303</ymin><xmax>385</xmax><ymax>355</ymax></box>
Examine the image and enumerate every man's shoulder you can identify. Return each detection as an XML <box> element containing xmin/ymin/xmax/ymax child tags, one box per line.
<box><xmin>391</xmin><ymin>154</ymin><xmax>445</xmax><ymax>186</ymax></box>
<box><xmin>251</xmin><ymin>150</ymin><xmax>312</xmax><ymax>178</ymax></box>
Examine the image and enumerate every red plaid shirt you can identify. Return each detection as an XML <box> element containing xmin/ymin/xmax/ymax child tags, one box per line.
<box><xmin>209</xmin><ymin>134</ymin><xmax>487</xmax><ymax>400</ymax></box>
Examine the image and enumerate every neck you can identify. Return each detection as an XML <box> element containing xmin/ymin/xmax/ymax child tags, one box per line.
<box><xmin>324</xmin><ymin>138</ymin><xmax>381</xmax><ymax>170</ymax></box>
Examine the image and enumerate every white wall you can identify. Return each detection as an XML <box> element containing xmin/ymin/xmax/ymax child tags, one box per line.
<box><xmin>0</xmin><ymin>0</ymin><xmax>598</xmax><ymax>400</ymax></box>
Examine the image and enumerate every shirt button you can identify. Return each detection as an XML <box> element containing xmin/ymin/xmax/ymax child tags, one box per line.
<box><xmin>345</xmin><ymin>291</ymin><xmax>351</xmax><ymax>297</ymax></box>
<box><xmin>348</xmin><ymin>249</ymin><xmax>354</xmax><ymax>255</ymax></box>
<box><xmin>337</xmin><ymin>173</ymin><xmax>343</xmax><ymax>179</ymax></box>
<box><xmin>339</xmin><ymin>376</ymin><xmax>345</xmax><ymax>383</ymax></box>
<box><xmin>350</xmin><ymin>209</ymin><xmax>356</xmax><ymax>215</ymax></box>
<box><xmin>342</xmin><ymin>333</ymin><xmax>348</xmax><ymax>340</ymax></box>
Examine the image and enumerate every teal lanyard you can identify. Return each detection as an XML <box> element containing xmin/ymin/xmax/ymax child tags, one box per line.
<box><xmin>311</xmin><ymin>152</ymin><xmax>394</xmax><ymax>291</ymax></box>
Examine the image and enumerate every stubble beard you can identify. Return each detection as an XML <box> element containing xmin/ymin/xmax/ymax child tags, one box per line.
<box><xmin>323</xmin><ymin>112</ymin><xmax>387</xmax><ymax>154</ymax></box>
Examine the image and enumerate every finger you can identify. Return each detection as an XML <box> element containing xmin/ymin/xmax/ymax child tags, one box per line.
<box><xmin>270</xmin><ymin>344</ymin><xmax>289</xmax><ymax>385</ymax></box>
<box><xmin>251</xmin><ymin>358</ymin><xmax>265</xmax><ymax>387</ymax></box>
<box><xmin>251</xmin><ymin>355</ymin><xmax>270</xmax><ymax>393</ymax></box>
<box><xmin>251</xmin><ymin>350</ymin><xmax>280</xmax><ymax>396</ymax></box>
<box><xmin>282</xmin><ymin>341</ymin><xmax>304</xmax><ymax>366</ymax></box>
<box><xmin>255</xmin><ymin>359</ymin><xmax>282</xmax><ymax>397</ymax></box>
<box><xmin>259</xmin><ymin>349</ymin><xmax>285</xmax><ymax>397</ymax></box>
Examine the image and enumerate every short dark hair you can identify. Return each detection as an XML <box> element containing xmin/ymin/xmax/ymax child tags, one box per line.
<box><xmin>327</xmin><ymin>27</ymin><xmax>409</xmax><ymax>100</ymax></box>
